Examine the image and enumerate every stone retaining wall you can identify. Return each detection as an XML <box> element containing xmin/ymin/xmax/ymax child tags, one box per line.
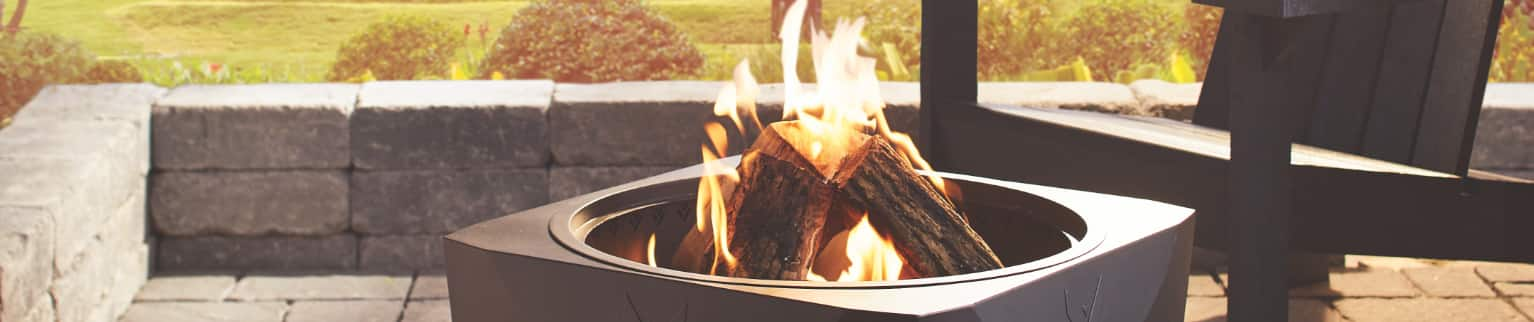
<box><xmin>2</xmin><ymin>80</ymin><xmax>1531</xmax><ymax>321</ymax></box>
<box><xmin>1</xmin><ymin>84</ymin><xmax>163</xmax><ymax>322</ymax></box>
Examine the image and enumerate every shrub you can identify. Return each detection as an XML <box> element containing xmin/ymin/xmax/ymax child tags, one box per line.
<box><xmin>1493</xmin><ymin>3</ymin><xmax>1534</xmax><ymax>82</ymax></box>
<box><xmin>859</xmin><ymin>0</ymin><xmax>922</xmax><ymax>80</ymax></box>
<box><xmin>977</xmin><ymin>0</ymin><xmax>1064</xmax><ymax>79</ymax></box>
<box><xmin>1180</xmin><ymin>3</ymin><xmax>1222</xmax><ymax>80</ymax></box>
<box><xmin>0</xmin><ymin>32</ymin><xmax>94</xmax><ymax>121</ymax></box>
<box><xmin>1057</xmin><ymin>0</ymin><xmax>1180</xmax><ymax>81</ymax></box>
<box><xmin>328</xmin><ymin>15</ymin><xmax>462</xmax><ymax>81</ymax></box>
<box><xmin>481</xmin><ymin>0</ymin><xmax>705</xmax><ymax>82</ymax></box>
<box><xmin>85</xmin><ymin>60</ymin><xmax>144</xmax><ymax>83</ymax></box>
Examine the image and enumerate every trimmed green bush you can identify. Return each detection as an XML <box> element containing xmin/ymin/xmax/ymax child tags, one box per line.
<box><xmin>328</xmin><ymin>15</ymin><xmax>462</xmax><ymax>81</ymax></box>
<box><xmin>1</xmin><ymin>32</ymin><xmax>95</xmax><ymax>121</ymax></box>
<box><xmin>85</xmin><ymin>60</ymin><xmax>144</xmax><ymax>83</ymax></box>
<box><xmin>481</xmin><ymin>0</ymin><xmax>704</xmax><ymax>82</ymax></box>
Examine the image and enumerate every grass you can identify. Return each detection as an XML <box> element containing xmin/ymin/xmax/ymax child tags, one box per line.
<box><xmin>16</xmin><ymin>0</ymin><xmax>1192</xmax><ymax>84</ymax></box>
<box><xmin>18</xmin><ymin>0</ymin><xmax>836</xmax><ymax>83</ymax></box>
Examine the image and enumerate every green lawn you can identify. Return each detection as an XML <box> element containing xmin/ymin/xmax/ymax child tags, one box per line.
<box><xmin>19</xmin><ymin>0</ymin><xmax>867</xmax><ymax>83</ymax></box>
<box><xmin>16</xmin><ymin>0</ymin><xmax>1192</xmax><ymax>84</ymax></box>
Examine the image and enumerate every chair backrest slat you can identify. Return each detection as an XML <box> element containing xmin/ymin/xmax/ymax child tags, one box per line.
<box><xmin>1412</xmin><ymin>0</ymin><xmax>1503</xmax><ymax>174</ymax></box>
<box><xmin>1305</xmin><ymin>9</ymin><xmax>1392</xmax><ymax>153</ymax></box>
<box><xmin>1192</xmin><ymin>0</ymin><xmax>1503</xmax><ymax>176</ymax></box>
<box><xmin>1359</xmin><ymin>0</ymin><xmax>1448</xmax><ymax>165</ymax></box>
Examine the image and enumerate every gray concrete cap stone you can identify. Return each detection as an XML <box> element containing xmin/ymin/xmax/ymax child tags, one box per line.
<box><xmin>361</xmin><ymin>235</ymin><xmax>446</xmax><ymax>272</ymax></box>
<box><xmin>153</xmin><ymin>84</ymin><xmax>356</xmax><ymax>169</ymax></box>
<box><xmin>16</xmin><ymin>84</ymin><xmax>164</xmax><ymax>127</ymax></box>
<box><xmin>1483</xmin><ymin>83</ymin><xmax>1534</xmax><ymax>110</ymax></box>
<box><xmin>156</xmin><ymin>235</ymin><xmax>357</xmax><ymax>272</ymax></box>
<box><xmin>119</xmin><ymin>302</ymin><xmax>287</xmax><ymax>322</ymax></box>
<box><xmin>135</xmin><ymin>276</ymin><xmax>238</xmax><ymax>301</ymax></box>
<box><xmin>548</xmin><ymin>166</ymin><xmax>677</xmax><ymax>201</ymax></box>
<box><xmin>1129</xmin><ymin>80</ymin><xmax>1202</xmax><ymax>121</ymax></box>
<box><xmin>0</xmin><ymin>118</ymin><xmax>148</xmax><ymax>173</ymax></box>
<box><xmin>353</xmin><ymin>80</ymin><xmax>552</xmax><ymax>169</ymax></box>
<box><xmin>286</xmin><ymin>300</ymin><xmax>404</xmax><ymax>322</ymax></box>
<box><xmin>0</xmin><ymin>206</ymin><xmax>54</xmax><ymax>322</ymax></box>
<box><xmin>402</xmin><ymin>300</ymin><xmax>451</xmax><ymax>322</ymax></box>
<box><xmin>551</xmin><ymin>81</ymin><xmax>726</xmax><ymax>166</ymax></box>
<box><xmin>359</xmin><ymin>80</ymin><xmax>553</xmax><ymax>109</ymax></box>
<box><xmin>978</xmin><ymin>82</ymin><xmax>1145</xmax><ymax>115</ymax></box>
<box><xmin>351</xmin><ymin>169</ymin><xmax>547</xmax><ymax>234</ymax></box>
<box><xmin>229</xmin><ymin>275</ymin><xmax>411</xmax><ymax>301</ymax></box>
<box><xmin>151</xmin><ymin>171</ymin><xmax>348</xmax><ymax>236</ymax></box>
<box><xmin>155</xmin><ymin>83</ymin><xmax>359</xmax><ymax>111</ymax></box>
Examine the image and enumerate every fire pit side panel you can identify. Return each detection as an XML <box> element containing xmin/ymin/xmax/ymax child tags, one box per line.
<box><xmin>445</xmin><ymin>232</ymin><xmax>897</xmax><ymax>322</ymax></box>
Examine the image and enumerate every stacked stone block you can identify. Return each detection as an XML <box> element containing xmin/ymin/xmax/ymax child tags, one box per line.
<box><xmin>151</xmin><ymin>84</ymin><xmax>359</xmax><ymax>272</ymax></box>
<box><xmin>94</xmin><ymin>80</ymin><xmax>1534</xmax><ymax>277</ymax></box>
<box><xmin>1473</xmin><ymin>83</ymin><xmax>1534</xmax><ymax>179</ymax></box>
<box><xmin>0</xmin><ymin>84</ymin><xmax>163</xmax><ymax>322</ymax></box>
<box><xmin>351</xmin><ymin>80</ymin><xmax>553</xmax><ymax>272</ymax></box>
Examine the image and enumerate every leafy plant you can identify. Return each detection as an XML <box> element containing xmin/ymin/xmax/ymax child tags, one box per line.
<box><xmin>1</xmin><ymin>31</ymin><xmax>94</xmax><ymax>122</ymax></box>
<box><xmin>1058</xmin><ymin>0</ymin><xmax>1181</xmax><ymax>82</ymax></box>
<box><xmin>977</xmin><ymin>0</ymin><xmax>1065</xmax><ymax>80</ymax></box>
<box><xmin>481</xmin><ymin>0</ymin><xmax>704</xmax><ymax>82</ymax></box>
<box><xmin>1493</xmin><ymin>0</ymin><xmax>1534</xmax><ymax>82</ymax></box>
<box><xmin>1180</xmin><ymin>3</ymin><xmax>1222</xmax><ymax>80</ymax></box>
<box><xmin>84</xmin><ymin>60</ymin><xmax>144</xmax><ymax>83</ymax></box>
<box><xmin>328</xmin><ymin>15</ymin><xmax>462</xmax><ymax>81</ymax></box>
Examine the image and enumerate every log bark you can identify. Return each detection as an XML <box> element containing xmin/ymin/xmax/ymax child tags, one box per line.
<box><xmin>723</xmin><ymin>152</ymin><xmax>835</xmax><ymax>280</ymax></box>
<box><xmin>832</xmin><ymin>136</ymin><xmax>1003</xmax><ymax>277</ymax></box>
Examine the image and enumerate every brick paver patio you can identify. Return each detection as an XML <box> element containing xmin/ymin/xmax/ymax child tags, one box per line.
<box><xmin>119</xmin><ymin>256</ymin><xmax>1534</xmax><ymax>322</ymax></box>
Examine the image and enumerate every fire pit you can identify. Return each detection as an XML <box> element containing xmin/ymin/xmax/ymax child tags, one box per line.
<box><xmin>443</xmin><ymin>156</ymin><xmax>1194</xmax><ymax>321</ymax></box>
<box><xmin>445</xmin><ymin>2</ymin><xmax>1192</xmax><ymax>320</ymax></box>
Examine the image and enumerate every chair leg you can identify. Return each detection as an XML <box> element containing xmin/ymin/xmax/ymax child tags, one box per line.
<box><xmin>1226</xmin><ymin>12</ymin><xmax>1295</xmax><ymax>322</ymax></box>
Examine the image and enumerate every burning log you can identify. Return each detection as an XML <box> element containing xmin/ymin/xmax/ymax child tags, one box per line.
<box><xmin>831</xmin><ymin>136</ymin><xmax>1004</xmax><ymax>277</ymax></box>
<box><xmin>715</xmin><ymin>121</ymin><xmax>1002</xmax><ymax>280</ymax></box>
<box><xmin>719</xmin><ymin>122</ymin><xmax>850</xmax><ymax>279</ymax></box>
<box><xmin>723</xmin><ymin>152</ymin><xmax>835</xmax><ymax>280</ymax></box>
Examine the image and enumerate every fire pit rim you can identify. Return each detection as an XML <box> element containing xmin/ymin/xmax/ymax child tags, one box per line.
<box><xmin>548</xmin><ymin>167</ymin><xmax>1109</xmax><ymax>290</ymax></box>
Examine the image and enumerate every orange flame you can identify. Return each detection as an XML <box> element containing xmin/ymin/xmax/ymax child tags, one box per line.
<box><xmin>692</xmin><ymin>0</ymin><xmax>945</xmax><ymax>282</ymax></box>
<box><xmin>807</xmin><ymin>214</ymin><xmax>904</xmax><ymax>282</ymax></box>
<box><xmin>646</xmin><ymin>233</ymin><xmax>659</xmax><ymax>268</ymax></box>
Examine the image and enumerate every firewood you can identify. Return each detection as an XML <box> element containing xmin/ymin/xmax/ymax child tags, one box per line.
<box><xmin>750</xmin><ymin>121</ymin><xmax>870</xmax><ymax>178</ymax></box>
<box><xmin>723</xmin><ymin>152</ymin><xmax>836</xmax><ymax>280</ymax></box>
<box><xmin>832</xmin><ymin>136</ymin><xmax>1004</xmax><ymax>277</ymax></box>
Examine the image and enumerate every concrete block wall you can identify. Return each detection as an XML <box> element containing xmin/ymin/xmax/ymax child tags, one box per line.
<box><xmin>139</xmin><ymin>80</ymin><xmax>1534</xmax><ymax>275</ymax></box>
<box><xmin>0</xmin><ymin>84</ymin><xmax>164</xmax><ymax>322</ymax></box>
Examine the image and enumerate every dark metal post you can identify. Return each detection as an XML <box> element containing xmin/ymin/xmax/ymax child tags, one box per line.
<box><xmin>918</xmin><ymin>0</ymin><xmax>978</xmax><ymax>169</ymax></box>
<box><xmin>1226</xmin><ymin>12</ymin><xmax>1294</xmax><ymax>321</ymax></box>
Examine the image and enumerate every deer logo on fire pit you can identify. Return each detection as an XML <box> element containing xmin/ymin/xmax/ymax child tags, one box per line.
<box><xmin>1064</xmin><ymin>275</ymin><xmax>1104</xmax><ymax>322</ymax></box>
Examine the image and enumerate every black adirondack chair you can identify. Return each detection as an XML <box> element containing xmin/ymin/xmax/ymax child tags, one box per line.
<box><xmin>917</xmin><ymin>0</ymin><xmax>1531</xmax><ymax>320</ymax></box>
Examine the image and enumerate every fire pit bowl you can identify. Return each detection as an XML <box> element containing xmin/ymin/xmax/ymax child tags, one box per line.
<box><xmin>444</xmin><ymin>156</ymin><xmax>1196</xmax><ymax>321</ymax></box>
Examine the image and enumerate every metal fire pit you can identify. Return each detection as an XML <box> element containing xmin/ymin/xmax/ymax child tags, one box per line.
<box><xmin>444</xmin><ymin>156</ymin><xmax>1195</xmax><ymax>321</ymax></box>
